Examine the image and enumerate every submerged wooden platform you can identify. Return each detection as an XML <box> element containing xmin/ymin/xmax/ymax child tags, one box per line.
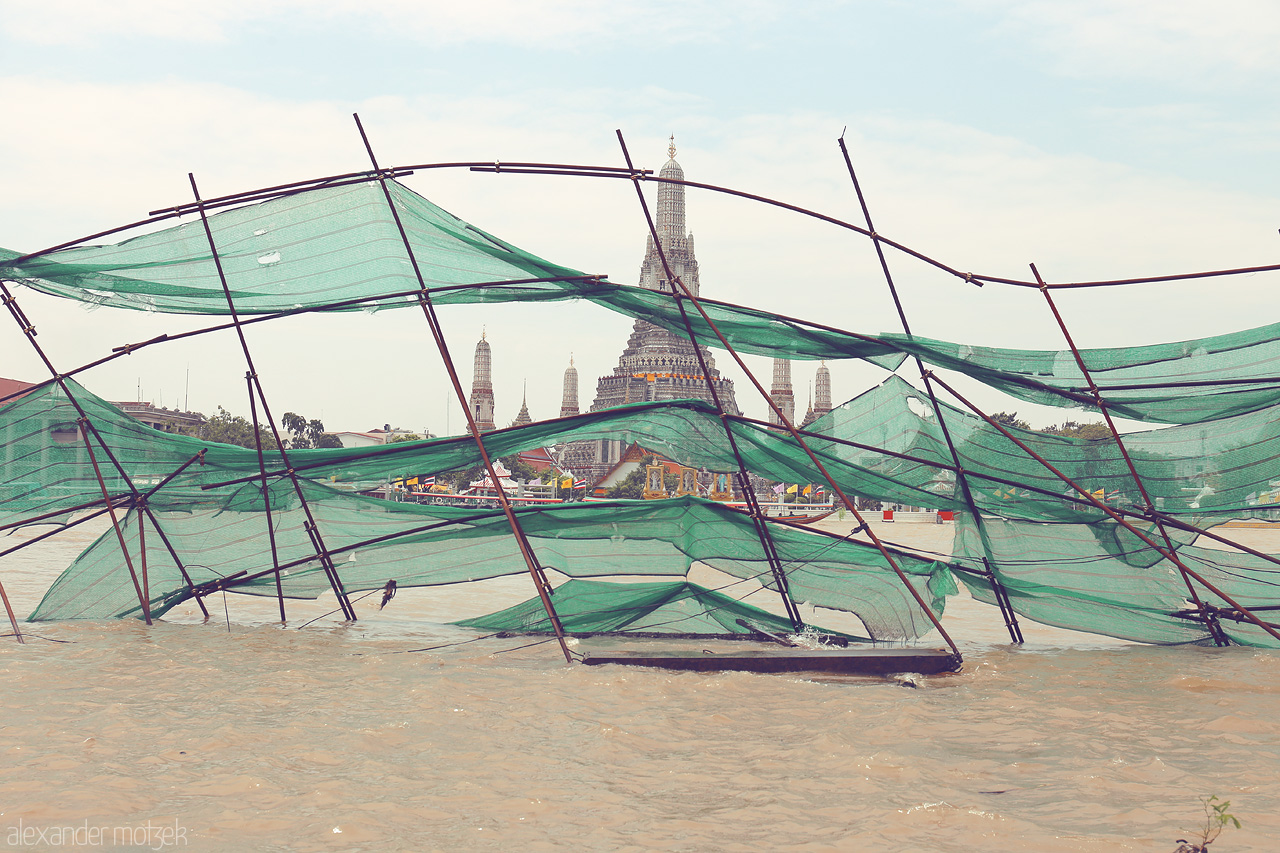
<box><xmin>580</xmin><ymin>647</ymin><xmax>962</xmax><ymax>675</ymax></box>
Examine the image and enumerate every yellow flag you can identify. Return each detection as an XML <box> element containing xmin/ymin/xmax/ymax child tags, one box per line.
<box><xmin>1092</xmin><ymin>488</ymin><xmax>1105</xmax><ymax>500</ymax></box>
<box><xmin>407</xmin><ymin>477</ymin><xmax>418</xmax><ymax>486</ymax></box>
<box><xmin>803</xmin><ymin>484</ymin><xmax>812</xmax><ymax>496</ymax></box>
<box><xmin>562</xmin><ymin>477</ymin><xmax>573</xmax><ymax>489</ymax></box>
<box><xmin>786</xmin><ymin>484</ymin><xmax>798</xmax><ymax>494</ymax></box>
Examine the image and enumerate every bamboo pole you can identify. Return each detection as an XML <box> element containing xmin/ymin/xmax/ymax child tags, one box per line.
<box><xmin>613</xmin><ymin>130</ymin><xmax>804</xmax><ymax>631</ymax></box>
<box><xmin>837</xmin><ymin>135</ymin><xmax>1023</xmax><ymax>643</ymax></box>
<box><xmin>1031</xmin><ymin>263</ymin><xmax>1230</xmax><ymax>645</ymax></box>
<box><xmin>927</xmin><ymin>373</ymin><xmax>1280</xmax><ymax>645</ymax></box>
<box><xmin>0</xmin><ymin>578</ymin><xmax>23</xmax><ymax>643</ymax></box>
<box><xmin>77</xmin><ymin>422</ymin><xmax>150</xmax><ymax>623</ymax></box>
<box><xmin>245</xmin><ymin>372</ymin><xmax>287</xmax><ymax>623</ymax></box>
<box><xmin>187</xmin><ymin>173</ymin><xmax>357</xmax><ymax>621</ymax></box>
<box><xmin>614</xmin><ymin>130</ymin><xmax>958</xmax><ymax>656</ymax></box>
<box><xmin>351</xmin><ymin>114</ymin><xmax>573</xmax><ymax>662</ymax></box>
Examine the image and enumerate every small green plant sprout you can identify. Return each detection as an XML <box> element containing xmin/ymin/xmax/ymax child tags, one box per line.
<box><xmin>1172</xmin><ymin>795</ymin><xmax>1241</xmax><ymax>852</ymax></box>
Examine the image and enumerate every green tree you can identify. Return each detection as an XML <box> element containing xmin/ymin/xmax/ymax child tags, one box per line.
<box><xmin>281</xmin><ymin>412</ymin><xmax>341</xmax><ymax>448</ymax></box>
<box><xmin>1042</xmin><ymin>420</ymin><xmax>1113</xmax><ymax>440</ymax></box>
<box><xmin>991</xmin><ymin>411</ymin><xmax>1031</xmax><ymax>431</ymax></box>
<box><xmin>388</xmin><ymin>433</ymin><xmax>423</xmax><ymax>444</ymax></box>
<box><xmin>199</xmin><ymin>406</ymin><xmax>279</xmax><ymax>450</ymax></box>
<box><xmin>500</xmin><ymin>454</ymin><xmax>540</xmax><ymax>482</ymax></box>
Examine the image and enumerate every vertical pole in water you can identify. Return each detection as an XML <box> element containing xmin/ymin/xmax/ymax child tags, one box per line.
<box><xmin>0</xmin><ymin>281</ymin><xmax>160</xmax><ymax>623</ymax></box>
<box><xmin>836</xmin><ymin>135</ymin><xmax>1024</xmax><ymax>644</ymax></box>
<box><xmin>926</xmin><ymin>373</ymin><xmax>1280</xmax><ymax>645</ymax></box>
<box><xmin>613</xmin><ymin>130</ymin><xmax>804</xmax><ymax>631</ymax></box>
<box><xmin>351</xmin><ymin>114</ymin><xmax>573</xmax><ymax>662</ymax></box>
<box><xmin>136</xmin><ymin>500</ymin><xmax>150</xmax><ymax>609</ymax></box>
<box><xmin>77</xmin><ymin>420</ymin><xmax>150</xmax><ymax>623</ymax></box>
<box><xmin>245</xmin><ymin>372</ymin><xmax>287</xmax><ymax>623</ymax></box>
<box><xmin>617</xmin><ymin>131</ymin><xmax>961</xmax><ymax>657</ymax></box>
<box><xmin>188</xmin><ymin>173</ymin><xmax>357</xmax><ymax>622</ymax></box>
<box><xmin>1031</xmin><ymin>264</ymin><xmax>1231</xmax><ymax>646</ymax></box>
<box><xmin>130</xmin><ymin>450</ymin><xmax>211</xmax><ymax>619</ymax></box>
<box><xmin>0</xmin><ymin>578</ymin><xmax>23</xmax><ymax>644</ymax></box>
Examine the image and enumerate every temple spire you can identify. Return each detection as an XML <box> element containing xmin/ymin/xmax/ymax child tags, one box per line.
<box><xmin>512</xmin><ymin>379</ymin><xmax>533</xmax><ymax>427</ymax></box>
<box><xmin>768</xmin><ymin>358</ymin><xmax>795</xmax><ymax>427</ymax></box>
<box><xmin>643</xmin><ymin>138</ymin><xmax>693</xmax><ymax>294</ymax></box>
<box><xmin>800</xmin><ymin>381</ymin><xmax>818</xmax><ymax>428</ymax></box>
<box><xmin>469</xmin><ymin>332</ymin><xmax>495</xmax><ymax>432</ymax></box>
<box><xmin>814</xmin><ymin>361</ymin><xmax>832</xmax><ymax>416</ymax></box>
<box><xmin>569</xmin><ymin>138</ymin><xmax>737</xmax><ymax>482</ymax></box>
<box><xmin>560</xmin><ymin>355</ymin><xmax>580</xmax><ymax>418</ymax></box>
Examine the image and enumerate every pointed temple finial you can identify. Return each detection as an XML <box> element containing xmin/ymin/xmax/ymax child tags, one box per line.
<box><xmin>481</xmin><ymin>326</ymin><xmax>486</xmax><ymax>341</ymax></box>
<box><xmin>469</xmin><ymin>331</ymin><xmax>495</xmax><ymax>432</ymax></box>
<box><xmin>512</xmin><ymin>377</ymin><xmax>533</xmax><ymax>427</ymax></box>
<box><xmin>668</xmin><ymin>134</ymin><xmax>676</xmax><ymax>159</ymax></box>
<box><xmin>768</xmin><ymin>357</ymin><xmax>794</xmax><ymax>428</ymax></box>
<box><xmin>560</xmin><ymin>355</ymin><xmax>580</xmax><ymax>418</ymax></box>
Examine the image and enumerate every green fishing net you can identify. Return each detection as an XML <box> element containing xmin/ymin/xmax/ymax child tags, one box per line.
<box><xmin>953</xmin><ymin>514</ymin><xmax>1280</xmax><ymax>648</ymax></box>
<box><xmin>31</xmin><ymin>491</ymin><xmax>953</xmax><ymax>643</ymax></box>
<box><xmin>4</xmin><ymin>175</ymin><xmax>1280</xmax><ymax>646</ymax></box>
<box><xmin>454</xmin><ymin>578</ymin><xmax>867</xmax><ymax>640</ymax></box>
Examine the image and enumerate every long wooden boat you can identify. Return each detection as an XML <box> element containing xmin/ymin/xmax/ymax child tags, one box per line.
<box><xmin>580</xmin><ymin>647</ymin><xmax>961</xmax><ymax>675</ymax></box>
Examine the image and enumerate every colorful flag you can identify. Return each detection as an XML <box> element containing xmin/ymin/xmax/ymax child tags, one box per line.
<box><xmin>562</xmin><ymin>477</ymin><xmax>573</xmax><ymax>489</ymax></box>
<box><xmin>407</xmin><ymin>477</ymin><xmax>418</xmax><ymax>486</ymax></box>
<box><xmin>786</xmin><ymin>484</ymin><xmax>798</xmax><ymax>494</ymax></box>
<box><xmin>573</xmin><ymin>478</ymin><xmax>587</xmax><ymax>489</ymax></box>
<box><xmin>422</xmin><ymin>476</ymin><xmax>435</xmax><ymax>487</ymax></box>
<box><xmin>803</xmin><ymin>484</ymin><xmax>812</xmax><ymax>496</ymax></box>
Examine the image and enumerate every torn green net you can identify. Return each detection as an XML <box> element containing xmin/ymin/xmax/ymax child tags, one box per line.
<box><xmin>31</xmin><ymin>492</ymin><xmax>954</xmax><ymax>642</ymax></box>
<box><xmin>953</xmin><ymin>514</ymin><xmax>1280</xmax><ymax>648</ymax></box>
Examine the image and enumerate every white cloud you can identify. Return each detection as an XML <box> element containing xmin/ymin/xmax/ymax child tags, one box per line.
<box><xmin>0</xmin><ymin>0</ymin><xmax>802</xmax><ymax>48</ymax></box>
<box><xmin>970</xmin><ymin>0</ymin><xmax>1280</xmax><ymax>84</ymax></box>
<box><xmin>1</xmin><ymin>75</ymin><xmax>1277</xmax><ymax>434</ymax></box>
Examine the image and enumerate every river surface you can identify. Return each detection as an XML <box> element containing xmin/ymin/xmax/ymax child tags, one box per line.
<box><xmin>1</xmin><ymin>518</ymin><xmax>1276</xmax><ymax>851</ymax></box>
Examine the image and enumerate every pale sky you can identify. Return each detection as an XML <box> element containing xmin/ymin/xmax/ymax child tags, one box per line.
<box><xmin>1</xmin><ymin>0</ymin><xmax>1277</xmax><ymax>435</ymax></box>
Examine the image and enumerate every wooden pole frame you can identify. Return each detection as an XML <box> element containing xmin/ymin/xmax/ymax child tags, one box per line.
<box><xmin>614</xmin><ymin>130</ymin><xmax>960</xmax><ymax>657</ymax></box>
<box><xmin>837</xmin><ymin>135</ymin><xmax>1024</xmax><ymax>643</ymax></box>
<box><xmin>188</xmin><ymin>172</ymin><xmax>357</xmax><ymax>622</ymax></box>
<box><xmin>351</xmin><ymin>114</ymin><xmax>573</xmax><ymax>662</ymax></box>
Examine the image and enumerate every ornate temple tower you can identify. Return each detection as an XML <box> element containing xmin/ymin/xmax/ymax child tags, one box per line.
<box><xmin>588</xmin><ymin>139</ymin><xmax>738</xmax><ymax>415</ymax></box>
<box><xmin>579</xmin><ymin>139</ymin><xmax>739</xmax><ymax>480</ymax></box>
<box><xmin>560</xmin><ymin>356</ymin><xmax>579</xmax><ymax>418</ymax></box>
<box><xmin>637</xmin><ymin>136</ymin><xmax>699</xmax><ymax>298</ymax></box>
<box><xmin>800</xmin><ymin>384</ymin><xmax>818</xmax><ymax>429</ymax></box>
<box><xmin>768</xmin><ymin>358</ymin><xmax>795</xmax><ymax>426</ymax></box>
<box><xmin>511</xmin><ymin>381</ymin><xmax>533</xmax><ymax>428</ymax></box>
<box><xmin>814</xmin><ymin>361</ymin><xmax>832</xmax><ymax>416</ymax></box>
<box><xmin>469</xmin><ymin>332</ymin><xmax>496</xmax><ymax>432</ymax></box>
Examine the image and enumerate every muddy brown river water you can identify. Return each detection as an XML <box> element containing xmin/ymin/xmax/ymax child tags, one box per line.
<box><xmin>1</xmin><ymin>517</ymin><xmax>1277</xmax><ymax>851</ymax></box>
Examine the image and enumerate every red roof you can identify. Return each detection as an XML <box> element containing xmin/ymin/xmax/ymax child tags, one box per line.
<box><xmin>516</xmin><ymin>447</ymin><xmax>560</xmax><ymax>474</ymax></box>
<box><xmin>0</xmin><ymin>378</ymin><xmax>38</xmax><ymax>409</ymax></box>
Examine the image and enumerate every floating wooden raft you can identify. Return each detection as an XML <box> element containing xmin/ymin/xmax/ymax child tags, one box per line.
<box><xmin>580</xmin><ymin>647</ymin><xmax>961</xmax><ymax>675</ymax></box>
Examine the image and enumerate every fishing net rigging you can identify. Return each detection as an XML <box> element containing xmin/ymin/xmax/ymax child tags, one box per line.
<box><xmin>1</xmin><ymin>140</ymin><xmax>1279</xmax><ymax>651</ymax></box>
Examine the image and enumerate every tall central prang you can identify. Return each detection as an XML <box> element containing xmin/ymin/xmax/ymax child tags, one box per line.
<box><xmin>568</xmin><ymin>138</ymin><xmax>739</xmax><ymax>482</ymax></box>
<box><xmin>588</xmin><ymin>138</ymin><xmax>739</xmax><ymax>417</ymax></box>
